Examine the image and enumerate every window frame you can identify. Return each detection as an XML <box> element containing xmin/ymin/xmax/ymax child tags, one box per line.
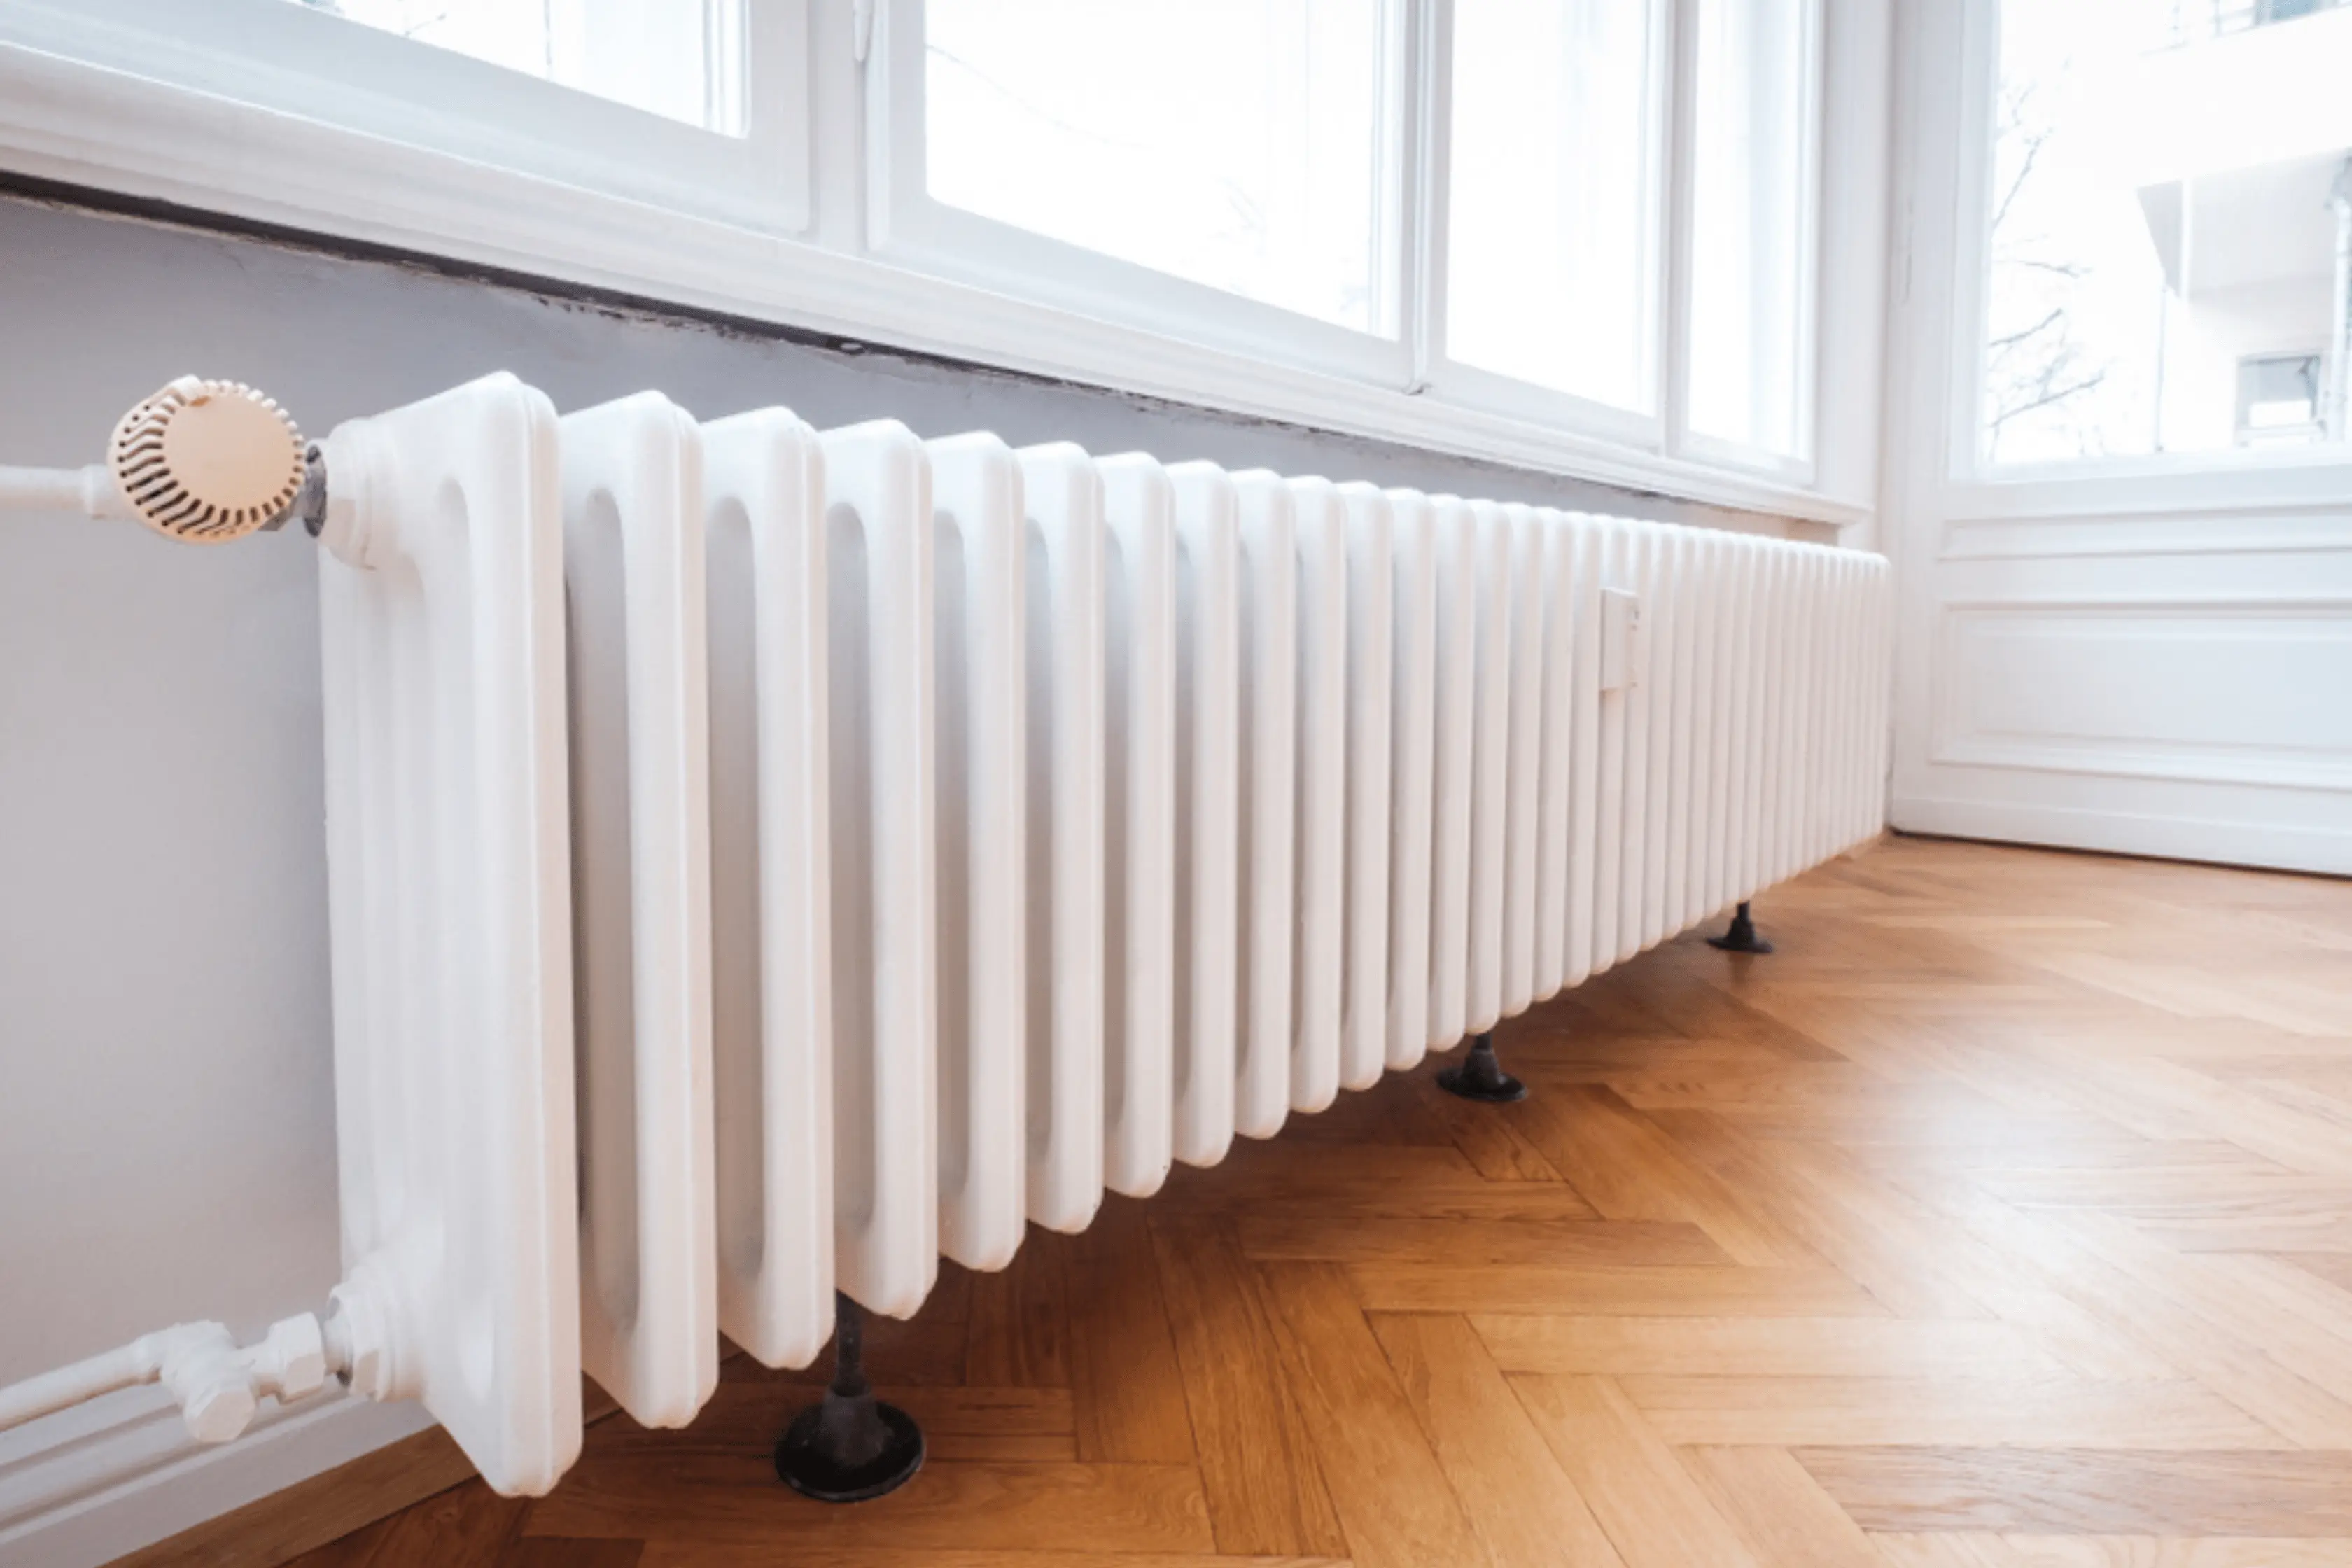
<box><xmin>0</xmin><ymin>0</ymin><xmax>811</xmax><ymax>234</ymax></box>
<box><xmin>1417</xmin><ymin>0</ymin><xmax>1677</xmax><ymax>452</ymax></box>
<box><xmin>864</xmin><ymin>0</ymin><xmax>1414</xmax><ymax>386</ymax></box>
<box><xmin>0</xmin><ymin>0</ymin><xmax>1871</xmax><ymax>527</ymax></box>
<box><xmin>1672</xmin><ymin>0</ymin><xmax>1827</xmax><ymax>482</ymax></box>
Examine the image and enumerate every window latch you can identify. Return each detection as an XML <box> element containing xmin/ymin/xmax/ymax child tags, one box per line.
<box><xmin>853</xmin><ymin>0</ymin><xmax>876</xmax><ymax>64</ymax></box>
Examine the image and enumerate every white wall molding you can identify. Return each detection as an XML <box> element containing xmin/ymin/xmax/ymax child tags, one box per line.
<box><xmin>1926</xmin><ymin>587</ymin><xmax>2352</xmax><ymax>790</ymax></box>
<box><xmin>1940</xmin><ymin>510</ymin><xmax>2352</xmax><ymax>563</ymax></box>
<box><xmin>1892</xmin><ymin>792</ymin><xmax>2352</xmax><ymax>876</ymax></box>
<box><xmin>1935</xmin><ymin>591</ymin><xmax>2352</xmax><ymax>611</ymax></box>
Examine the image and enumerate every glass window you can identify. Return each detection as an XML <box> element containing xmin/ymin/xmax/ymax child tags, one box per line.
<box><xmin>2239</xmin><ymin>352</ymin><xmax>2325</xmax><ymax>443</ymax></box>
<box><xmin>923</xmin><ymin>0</ymin><xmax>1395</xmax><ymax>333</ymax></box>
<box><xmin>1686</xmin><ymin>0</ymin><xmax>1817</xmax><ymax>458</ymax></box>
<box><xmin>1446</xmin><ymin>0</ymin><xmax>1665</xmax><ymax>412</ymax></box>
<box><xmin>286</xmin><ymin>0</ymin><xmax>746</xmax><ymax>133</ymax></box>
<box><xmin>1980</xmin><ymin>0</ymin><xmax>2352</xmax><ymax>465</ymax></box>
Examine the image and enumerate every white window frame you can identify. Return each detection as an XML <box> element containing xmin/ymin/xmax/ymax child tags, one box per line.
<box><xmin>0</xmin><ymin>0</ymin><xmax>1871</xmax><ymax>527</ymax></box>
<box><xmin>0</xmin><ymin>0</ymin><xmax>811</xmax><ymax>234</ymax></box>
<box><xmin>1416</xmin><ymin>0</ymin><xmax>1677</xmax><ymax>454</ymax></box>
<box><xmin>1671</xmin><ymin>0</ymin><xmax>1827</xmax><ymax>484</ymax></box>
<box><xmin>866</xmin><ymin>0</ymin><xmax>1414</xmax><ymax>386</ymax></box>
<box><xmin>1942</xmin><ymin>0</ymin><xmax>2352</xmax><ymax>505</ymax></box>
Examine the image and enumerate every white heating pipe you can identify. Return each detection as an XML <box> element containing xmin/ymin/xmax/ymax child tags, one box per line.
<box><xmin>0</xmin><ymin>1314</ymin><xmax>338</xmax><ymax>1443</ymax></box>
<box><xmin>0</xmin><ymin>463</ymin><xmax>133</xmax><ymax>519</ymax></box>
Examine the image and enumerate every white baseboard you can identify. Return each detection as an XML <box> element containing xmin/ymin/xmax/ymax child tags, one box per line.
<box><xmin>0</xmin><ymin>1381</ymin><xmax>433</xmax><ymax>1568</ymax></box>
<box><xmin>1891</xmin><ymin>794</ymin><xmax>2352</xmax><ymax>878</ymax></box>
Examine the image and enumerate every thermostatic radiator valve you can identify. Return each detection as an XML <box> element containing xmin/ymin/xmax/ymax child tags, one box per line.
<box><xmin>0</xmin><ymin>374</ymin><xmax>323</xmax><ymax>543</ymax></box>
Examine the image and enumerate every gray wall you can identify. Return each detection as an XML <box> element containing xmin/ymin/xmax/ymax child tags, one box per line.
<box><xmin>0</xmin><ymin>189</ymin><xmax>1809</xmax><ymax>1533</ymax></box>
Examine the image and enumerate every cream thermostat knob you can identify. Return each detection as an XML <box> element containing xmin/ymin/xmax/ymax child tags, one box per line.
<box><xmin>108</xmin><ymin>376</ymin><xmax>306</xmax><ymax>544</ymax></box>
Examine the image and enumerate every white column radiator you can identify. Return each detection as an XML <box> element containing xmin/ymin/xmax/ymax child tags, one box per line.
<box><xmin>307</xmin><ymin>374</ymin><xmax>1891</xmax><ymax>1494</ymax></box>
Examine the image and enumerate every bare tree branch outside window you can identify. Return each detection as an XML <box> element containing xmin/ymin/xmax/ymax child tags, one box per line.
<box><xmin>1981</xmin><ymin>80</ymin><xmax>2113</xmax><ymax>462</ymax></box>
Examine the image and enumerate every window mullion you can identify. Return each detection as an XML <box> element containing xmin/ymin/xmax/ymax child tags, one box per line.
<box><xmin>806</xmin><ymin>0</ymin><xmax>869</xmax><ymax>253</ymax></box>
<box><xmin>1406</xmin><ymin>0</ymin><xmax>1452</xmax><ymax>393</ymax></box>
<box><xmin>1662</xmin><ymin>0</ymin><xmax>1700</xmax><ymax>460</ymax></box>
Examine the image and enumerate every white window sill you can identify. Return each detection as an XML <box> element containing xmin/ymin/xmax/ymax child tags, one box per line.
<box><xmin>0</xmin><ymin>41</ymin><xmax>1870</xmax><ymax>531</ymax></box>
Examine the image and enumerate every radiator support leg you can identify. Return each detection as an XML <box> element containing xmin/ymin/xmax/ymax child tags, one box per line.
<box><xmin>1436</xmin><ymin>1032</ymin><xmax>1527</xmax><ymax>1103</ymax></box>
<box><xmin>773</xmin><ymin>1292</ymin><xmax>925</xmax><ymax>1503</ymax></box>
<box><xmin>1708</xmin><ymin>901</ymin><xmax>1774</xmax><ymax>954</ymax></box>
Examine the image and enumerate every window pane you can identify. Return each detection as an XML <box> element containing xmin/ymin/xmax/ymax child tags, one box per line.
<box><xmin>1446</xmin><ymin>0</ymin><xmax>1663</xmax><ymax>411</ymax></box>
<box><xmin>1687</xmin><ymin>0</ymin><xmax>1815</xmax><ymax>457</ymax></box>
<box><xmin>925</xmin><ymin>0</ymin><xmax>1392</xmax><ymax>333</ymax></box>
<box><xmin>1981</xmin><ymin>0</ymin><xmax>2352</xmax><ymax>465</ymax></box>
<box><xmin>288</xmin><ymin>0</ymin><xmax>745</xmax><ymax>133</ymax></box>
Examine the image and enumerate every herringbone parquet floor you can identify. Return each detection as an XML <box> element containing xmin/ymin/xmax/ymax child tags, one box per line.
<box><xmin>287</xmin><ymin>835</ymin><xmax>2352</xmax><ymax>1567</ymax></box>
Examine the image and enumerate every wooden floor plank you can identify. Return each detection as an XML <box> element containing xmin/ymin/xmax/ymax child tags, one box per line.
<box><xmin>1065</xmin><ymin>1196</ymin><xmax>1198</xmax><ymax>1464</ymax></box>
<box><xmin>1621</xmin><ymin>1374</ymin><xmax>2278</xmax><ymax>1449</ymax></box>
<box><xmin>1471</xmin><ymin>1315</ymin><xmax>2071</xmax><ymax>1380</ymax></box>
<box><xmin>1872</xmin><ymin>1536</ymin><xmax>2352</xmax><ymax>1567</ymax></box>
<box><xmin>1236</xmin><ymin>1212</ymin><xmax>1729</xmax><ymax>1268</ymax></box>
<box><xmin>357</xmin><ymin>1481</ymin><xmax>528</xmax><ymax>1568</ymax></box>
<box><xmin>636</xmin><ymin>1551</ymin><xmax>1352</xmax><ymax>1568</ymax></box>
<box><xmin>1348</xmin><ymin>1263</ymin><xmax>1891</xmax><ymax>1317</ymax></box>
<box><xmin>281</xmin><ymin>1517</ymin><xmax>399</xmax><ymax>1568</ymax></box>
<box><xmin>495</xmin><ymin>1541</ymin><xmax>643</xmax><ymax>1568</ymax></box>
<box><xmin>1870</xmin><ymin>1539</ymin><xmax>2031</xmax><ymax>1568</ymax></box>
<box><xmin>2275</xmin><ymin>1252</ymin><xmax>2352</xmax><ymax>1294</ymax></box>
<box><xmin>1519</xmin><ymin>1084</ymin><xmax>1816</xmax><ymax>1266</ymax></box>
<box><xmin>1253</xmin><ymin>1263</ymin><xmax>1491</xmax><ymax>1568</ymax></box>
<box><xmin>1509</xmin><ymin>1373</ymin><xmax>1767</xmax><ymax>1568</ymax></box>
<box><xmin>1147</xmin><ymin>1214</ymin><xmax>1348</xmax><ymax>1559</ymax></box>
<box><xmin>524</xmin><ymin>1461</ymin><xmax>1214</xmax><ymax>1554</ymax></box>
<box><xmin>569</xmin><ymin>1382</ymin><xmax>1074</xmax><ymax>1464</ymax></box>
<box><xmin>1404</xmin><ymin>1066</ymin><xmax>1572</xmax><ymax>1182</ymax></box>
<box><xmin>1369</xmin><ymin>1312</ymin><xmax>1628</xmax><ymax>1568</ymax></box>
<box><xmin>964</xmin><ymin>1229</ymin><xmax>1072</xmax><ymax>1387</ymax></box>
<box><xmin>1797</xmin><ymin>1448</ymin><xmax>2352</xmax><ymax>1536</ymax></box>
<box><xmin>1678</xmin><ymin>1446</ymin><xmax>1887</xmax><ymax>1568</ymax></box>
<box><xmin>1878</xmin><ymin>1166</ymin><xmax>2352</xmax><ymax>1447</ymax></box>
<box><xmin>1648</xmin><ymin>1107</ymin><xmax>2012</xmax><ymax>1322</ymax></box>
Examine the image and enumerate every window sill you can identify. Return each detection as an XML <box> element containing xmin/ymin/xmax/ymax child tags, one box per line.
<box><xmin>0</xmin><ymin>41</ymin><xmax>1870</xmax><ymax>532</ymax></box>
<box><xmin>1943</xmin><ymin>451</ymin><xmax>2352</xmax><ymax>522</ymax></box>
